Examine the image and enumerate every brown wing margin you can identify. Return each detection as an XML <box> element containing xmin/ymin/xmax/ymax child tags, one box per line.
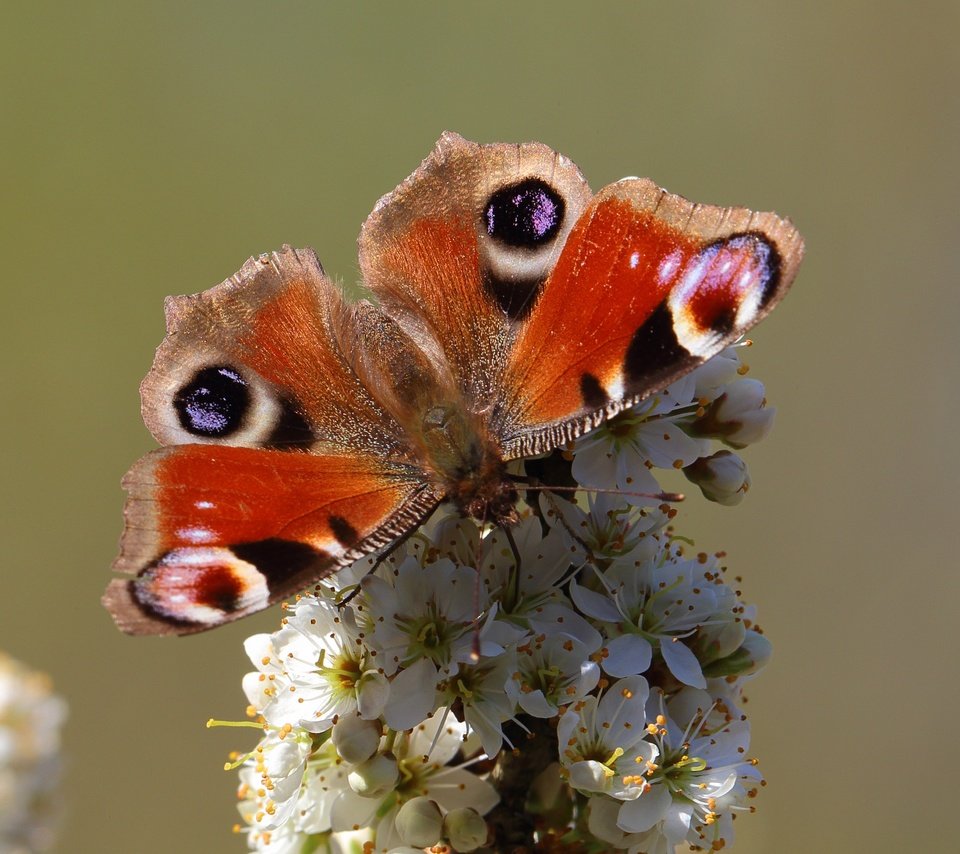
<box><xmin>104</xmin><ymin>445</ymin><xmax>439</xmax><ymax>635</ymax></box>
<box><xmin>495</xmin><ymin>178</ymin><xmax>804</xmax><ymax>458</ymax></box>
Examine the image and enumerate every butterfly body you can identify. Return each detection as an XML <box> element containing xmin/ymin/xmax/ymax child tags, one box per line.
<box><xmin>105</xmin><ymin>133</ymin><xmax>804</xmax><ymax>636</ymax></box>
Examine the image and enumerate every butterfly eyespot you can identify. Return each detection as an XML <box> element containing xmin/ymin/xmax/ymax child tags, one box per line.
<box><xmin>484</xmin><ymin>178</ymin><xmax>565</xmax><ymax>248</ymax></box>
<box><xmin>174</xmin><ymin>366</ymin><xmax>250</xmax><ymax>437</ymax></box>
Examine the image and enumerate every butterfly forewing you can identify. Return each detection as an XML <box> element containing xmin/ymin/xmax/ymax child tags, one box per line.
<box><xmin>358</xmin><ymin>131</ymin><xmax>593</xmax><ymax>410</ymax></box>
<box><xmin>496</xmin><ymin>179</ymin><xmax>804</xmax><ymax>457</ymax></box>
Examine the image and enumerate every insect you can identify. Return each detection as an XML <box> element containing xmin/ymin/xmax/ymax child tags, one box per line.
<box><xmin>104</xmin><ymin>132</ymin><xmax>804</xmax><ymax>636</ymax></box>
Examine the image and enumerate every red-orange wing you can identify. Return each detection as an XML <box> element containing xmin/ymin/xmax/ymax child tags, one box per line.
<box><xmin>494</xmin><ymin>179</ymin><xmax>804</xmax><ymax>457</ymax></box>
<box><xmin>105</xmin><ymin>444</ymin><xmax>437</xmax><ymax>636</ymax></box>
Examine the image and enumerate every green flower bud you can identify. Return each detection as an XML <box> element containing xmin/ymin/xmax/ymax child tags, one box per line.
<box><xmin>442</xmin><ymin>806</ymin><xmax>488</xmax><ymax>852</ymax></box>
<box><xmin>331</xmin><ymin>714</ymin><xmax>381</xmax><ymax>764</ymax></box>
<box><xmin>395</xmin><ymin>796</ymin><xmax>443</xmax><ymax>848</ymax></box>
<box><xmin>347</xmin><ymin>752</ymin><xmax>398</xmax><ymax>798</ymax></box>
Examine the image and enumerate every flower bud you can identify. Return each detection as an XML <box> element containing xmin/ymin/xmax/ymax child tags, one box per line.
<box><xmin>347</xmin><ymin>752</ymin><xmax>398</xmax><ymax>798</ymax></box>
<box><xmin>442</xmin><ymin>807</ymin><xmax>488</xmax><ymax>852</ymax></box>
<box><xmin>703</xmin><ymin>630</ymin><xmax>773</xmax><ymax>678</ymax></box>
<box><xmin>356</xmin><ymin>670</ymin><xmax>390</xmax><ymax>719</ymax></box>
<box><xmin>684</xmin><ymin>450</ymin><xmax>751</xmax><ymax>505</ymax></box>
<box><xmin>687</xmin><ymin>378</ymin><xmax>775</xmax><ymax>448</ymax></box>
<box><xmin>331</xmin><ymin>714</ymin><xmax>381</xmax><ymax>764</ymax></box>
<box><xmin>395</xmin><ymin>796</ymin><xmax>443</xmax><ymax>848</ymax></box>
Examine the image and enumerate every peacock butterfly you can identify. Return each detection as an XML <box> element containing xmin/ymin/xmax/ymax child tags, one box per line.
<box><xmin>104</xmin><ymin>132</ymin><xmax>804</xmax><ymax>636</ymax></box>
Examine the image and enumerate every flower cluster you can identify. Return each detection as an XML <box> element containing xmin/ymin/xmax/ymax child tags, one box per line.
<box><xmin>0</xmin><ymin>653</ymin><xmax>67</xmax><ymax>853</ymax></box>
<box><xmin>230</xmin><ymin>344</ymin><xmax>775</xmax><ymax>853</ymax></box>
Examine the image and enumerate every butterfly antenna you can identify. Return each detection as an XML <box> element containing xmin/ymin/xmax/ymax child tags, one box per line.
<box><xmin>519</xmin><ymin>481</ymin><xmax>685</xmax><ymax>504</ymax></box>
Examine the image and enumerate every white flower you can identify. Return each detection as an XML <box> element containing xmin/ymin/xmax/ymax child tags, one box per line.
<box><xmin>546</xmin><ymin>492</ymin><xmax>668</xmax><ymax>567</ymax></box>
<box><xmin>238</xmin><ymin>727</ymin><xmax>315</xmax><ymax>832</ymax></box>
<box><xmin>612</xmin><ymin>687</ymin><xmax>762</xmax><ymax>851</ymax></box>
<box><xmin>480</xmin><ymin>515</ymin><xmax>600</xmax><ymax>650</ymax></box>
<box><xmin>330</xmin><ymin>711</ymin><xmax>497</xmax><ymax>851</ymax></box>
<box><xmin>572</xmin><ymin>399</ymin><xmax>708</xmax><ymax>501</ymax></box>
<box><xmin>570</xmin><ymin>348</ymin><xmax>750</xmax><ymax>501</ymax></box>
<box><xmin>557</xmin><ymin>676</ymin><xmax>655</xmax><ymax>800</ymax></box>
<box><xmin>362</xmin><ymin>556</ymin><xmax>502</xmax><ymax>731</ymax></box>
<box><xmin>438</xmin><ymin>652</ymin><xmax>516</xmax><ymax>758</ymax></box>
<box><xmin>244</xmin><ymin>594</ymin><xmax>387</xmax><ymax>732</ymax></box>
<box><xmin>572</xmin><ymin>543</ymin><xmax>742</xmax><ymax>688</ymax></box>
<box><xmin>506</xmin><ymin>634</ymin><xmax>601</xmax><ymax>718</ymax></box>
<box><xmin>237</xmin><ymin>733</ymin><xmax>353</xmax><ymax>850</ymax></box>
<box><xmin>364</xmin><ymin>556</ymin><xmax>487</xmax><ymax>677</ymax></box>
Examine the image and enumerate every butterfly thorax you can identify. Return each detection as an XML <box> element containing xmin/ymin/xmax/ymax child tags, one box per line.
<box><xmin>420</xmin><ymin>403</ymin><xmax>519</xmax><ymax>525</ymax></box>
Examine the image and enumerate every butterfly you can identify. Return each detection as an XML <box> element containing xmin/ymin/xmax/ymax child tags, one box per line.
<box><xmin>104</xmin><ymin>132</ymin><xmax>804</xmax><ymax>636</ymax></box>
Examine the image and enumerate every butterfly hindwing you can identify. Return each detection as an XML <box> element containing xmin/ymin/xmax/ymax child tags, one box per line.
<box><xmin>105</xmin><ymin>445</ymin><xmax>436</xmax><ymax>635</ymax></box>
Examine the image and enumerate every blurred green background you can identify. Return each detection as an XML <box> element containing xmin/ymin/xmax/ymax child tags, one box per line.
<box><xmin>1</xmin><ymin>2</ymin><xmax>956</xmax><ymax>851</ymax></box>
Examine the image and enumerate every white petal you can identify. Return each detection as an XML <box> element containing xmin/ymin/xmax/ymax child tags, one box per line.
<box><xmin>602</xmin><ymin>634</ymin><xmax>653</xmax><ymax>678</ymax></box>
<box><xmin>383</xmin><ymin>659</ymin><xmax>438</xmax><ymax>730</ymax></box>
<box><xmin>570</xmin><ymin>579</ymin><xmax>622</xmax><ymax>622</ymax></box>
<box><xmin>528</xmin><ymin>602</ymin><xmax>602</xmax><ymax>651</ymax></box>
<box><xmin>424</xmin><ymin>767</ymin><xmax>499</xmax><ymax>814</ymax></box>
<box><xmin>662</xmin><ymin>800</ymin><xmax>694</xmax><ymax>843</ymax></box>
<box><xmin>568</xmin><ymin>760</ymin><xmax>612</xmax><ymax>793</ymax></box>
<box><xmin>659</xmin><ymin>638</ymin><xmax>707</xmax><ymax>688</ymax></box>
<box><xmin>330</xmin><ymin>789</ymin><xmax>381</xmax><ymax>832</ymax></box>
<box><xmin>597</xmin><ymin>675</ymin><xmax>650</xmax><ymax>744</ymax></box>
<box><xmin>617</xmin><ymin>783</ymin><xmax>672</xmax><ymax>833</ymax></box>
<box><xmin>242</xmin><ymin>671</ymin><xmax>271</xmax><ymax>711</ymax></box>
<box><xmin>638</xmin><ymin>421</ymin><xmax>707</xmax><ymax>469</ymax></box>
<box><xmin>518</xmin><ymin>690</ymin><xmax>558</xmax><ymax>718</ymax></box>
<box><xmin>587</xmin><ymin>796</ymin><xmax>630</xmax><ymax>846</ymax></box>
<box><xmin>572</xmin><ymin>437</ymin><xmax>621</xmax><ymax>488</ymax></box>
<box><xmin>243</xmin><ymin>633</ymin><xmax>275</xmax><ymax>669</ymax></box>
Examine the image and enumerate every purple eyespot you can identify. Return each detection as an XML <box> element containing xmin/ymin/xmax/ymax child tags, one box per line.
<box><xmin>174</xmin><ymin>366</ymin><xmax>250</xmax><ymax>437</ymax></box>
<box><xmin>484</xmin><ymin>179</ymin><xmax>564</xmax><ymax>248</ymax></box>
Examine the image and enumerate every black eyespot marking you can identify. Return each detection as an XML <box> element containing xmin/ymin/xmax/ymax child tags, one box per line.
<box><xmin>328</xmin><ymin>515</ymin><xmax>359</xmax><ymax>548</ymax></box>
<box><xmin>232</xmin><ymin>539</ymin><xmax>325</xmax><ymax>586</ymax></box>
<box><xmin>265</xmin><ymin>396</ymin><xmax>315</xmax><ymax>450</ymax></box>
<box><xmin>484</xmin><ymin>178</ymin><xmax>565</xmax><ymax>248</ymax></box>
<box><xmin>174</xmin><ymin>366</ymin><xmax>250</xmax><ymax>437</ymax></box>
<box><xmin>624</xmin><ymin>301</ymin><xmax>697</xmax><ymax>383</ymax></box>
<box><xmin>580</xmin><ymin>373</ymin><xmax>607</xmax><ymax>409</ymax></box>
